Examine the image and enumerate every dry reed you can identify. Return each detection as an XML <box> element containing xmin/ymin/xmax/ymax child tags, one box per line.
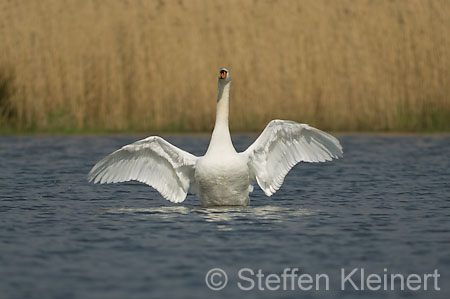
<box><xmin>0</xmin><ymin>0</ymin><xmax>449</xmax><ymax>132</ymax></box>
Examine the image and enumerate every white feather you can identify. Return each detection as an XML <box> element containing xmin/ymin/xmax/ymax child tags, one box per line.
<box><xmin>242</xmin><ymin>120</ymin><xmax>343</xmax><ymax>196</ymax></box>
<box><xmin>88</xmin><ymin>136</ymin><xmax>197</xmax><ymax>203</ymax></box>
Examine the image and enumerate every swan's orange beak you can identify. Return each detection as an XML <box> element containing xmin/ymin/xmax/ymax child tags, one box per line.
<box><xmin>220</xmin><ymin>71</ymin><xmax>227</xmax><ymax>79</ymax></box>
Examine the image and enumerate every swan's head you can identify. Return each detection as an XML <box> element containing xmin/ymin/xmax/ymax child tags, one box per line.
<box><xmin>218</xmin><ymin>68</ymin><xmax>231</xmax><ymax>83</ymax></box>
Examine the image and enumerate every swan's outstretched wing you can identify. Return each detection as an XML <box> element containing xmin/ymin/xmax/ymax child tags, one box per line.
<box><xmin>242</xmin><ymin>120</ymin><xmax>343</xmax><ymax>196</ymax></box>
<box><xmin>88</xmin><ymin>136</ymin><xmax>198</xmax><ymax>203</ymax></box>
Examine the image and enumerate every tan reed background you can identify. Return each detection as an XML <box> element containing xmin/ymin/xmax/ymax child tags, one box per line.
<box><xmin>0</xmin><ymin>0</ymin><xmax>449</xmax><ymax>132</ymax></box>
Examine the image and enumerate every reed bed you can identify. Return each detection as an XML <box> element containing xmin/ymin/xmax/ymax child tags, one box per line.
<box><xmin>0</xmin><ymin>0</ymin><xmax>449</xmax><ymax>132</ymax></box>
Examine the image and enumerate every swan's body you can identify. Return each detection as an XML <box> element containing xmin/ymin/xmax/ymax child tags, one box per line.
<box><xmin>88</xmin><ymin>69</ymin><xmax>343</xmax><ymax>207</ymax></box>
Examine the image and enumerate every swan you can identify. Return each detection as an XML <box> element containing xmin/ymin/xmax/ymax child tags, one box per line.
<box><xmin>88</xmin><ymin>68</ymin><xmax>343</xmax><ymax>206</ymax></box>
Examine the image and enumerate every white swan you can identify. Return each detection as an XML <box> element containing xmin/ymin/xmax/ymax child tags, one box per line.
<box><xmin>88</xmin><ymin>68</ymin><xmax>343</xmax><ymax>206</ymax></box>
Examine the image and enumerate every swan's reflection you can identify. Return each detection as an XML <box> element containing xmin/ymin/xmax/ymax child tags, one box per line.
<box><xmin>105</xmin><ymin>206</ymin><xmax>191</xmax><ymax>219</ymax></box>
<box><xmin>195</xmin><ymin>206</ymin><xmax>314</xmax><ymax>230</ymax></box>
<box><xmin>105</xmin><ymin>205</ymin><xmax>314</xmax><ymax>230</ymax></box>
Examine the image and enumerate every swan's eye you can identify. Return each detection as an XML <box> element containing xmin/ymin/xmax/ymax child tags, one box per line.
<box><xmin>220</xmin><ymin>71</ymin><xmax>227</xmax><ymax>79</ymax></box>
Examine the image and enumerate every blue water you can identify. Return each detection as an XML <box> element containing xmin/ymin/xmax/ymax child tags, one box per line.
<box><xmin>0</xmin><ymin>134</ymin><xmax>449</xmax><ymax>299</ymax></box>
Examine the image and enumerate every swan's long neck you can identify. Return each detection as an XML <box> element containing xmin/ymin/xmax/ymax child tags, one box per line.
<box><xmin>206</xmin><ymin>81</ymin><xmax>235</xmax><ymax>154</ymax></box>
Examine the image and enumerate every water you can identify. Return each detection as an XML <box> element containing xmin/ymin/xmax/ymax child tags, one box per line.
<box><xmin>1</xmin><ymin>134</ymin><xmax>449</xmax><ymax>299</ymax></box>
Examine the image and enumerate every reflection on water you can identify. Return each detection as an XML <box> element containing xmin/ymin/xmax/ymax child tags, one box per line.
<box><xmin>105</xmin><ymin>206</ymin><xmax>192</xmax><ymax>216</ymax></box>
<box><xmin>105</xmin><ymin>206</ymin><xmax>315</xmax><ymax>230</ymax></box>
